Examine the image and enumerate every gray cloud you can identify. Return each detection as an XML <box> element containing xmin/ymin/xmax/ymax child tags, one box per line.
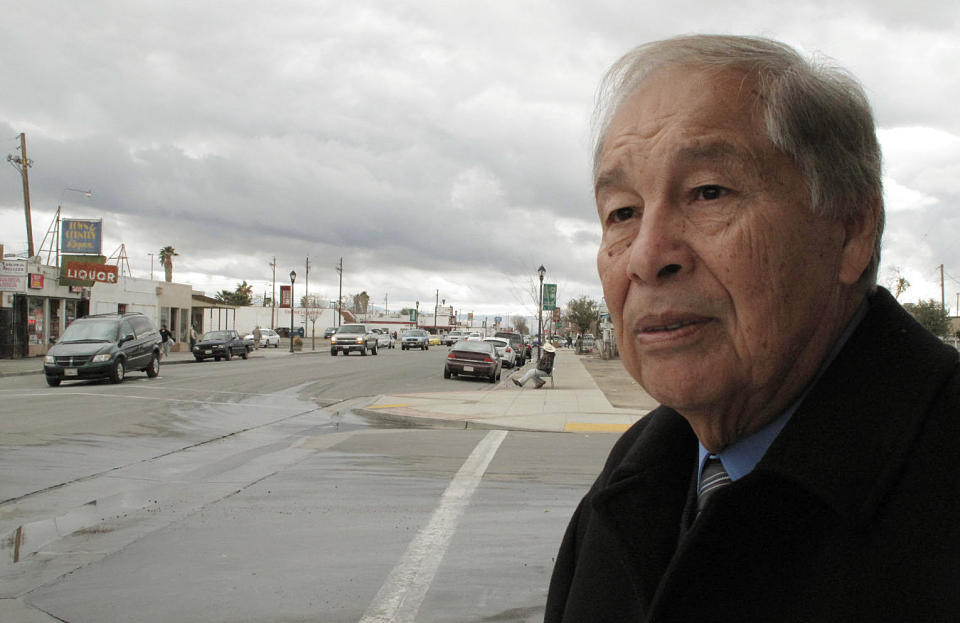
<box><xmin>2</xmin><ymin>1</ymin><xmax>958</xmax><ymax>313</ymax></box>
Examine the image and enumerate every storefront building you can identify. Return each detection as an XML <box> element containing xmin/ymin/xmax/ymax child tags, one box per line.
<box><xmin>1</xmin><ymin>258</ymin><xmax>84</xmax><ymax>358</ymax></box>
<box><xmin>89</xmin><ymin>277</ymin><xmax>193</xmax><ymax>351</ymax></box>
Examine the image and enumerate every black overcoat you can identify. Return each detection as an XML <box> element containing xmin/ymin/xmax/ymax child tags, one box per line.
<box><xmin>545</xmin><ymin>288</ymin><xmax>960</xmax><ymax>622</ymax></box>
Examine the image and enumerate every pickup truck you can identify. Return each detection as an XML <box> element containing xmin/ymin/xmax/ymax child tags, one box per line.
<box><xmin>330</xmin><ymin>323</ymin><xmax>380</xmax><ymax>356</ymax></box>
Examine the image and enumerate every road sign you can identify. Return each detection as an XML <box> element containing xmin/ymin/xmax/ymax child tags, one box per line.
<box><xmin>409</xmin><ymin>309</ymin><xmax>418</xmax><ymax>321</ymax></box>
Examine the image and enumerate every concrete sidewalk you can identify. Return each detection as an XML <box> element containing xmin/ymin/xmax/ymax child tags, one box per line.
<box><xmin>355</xmin><ymin>352</ymin><xmax>650</xmax><ymax>433</ymax></box>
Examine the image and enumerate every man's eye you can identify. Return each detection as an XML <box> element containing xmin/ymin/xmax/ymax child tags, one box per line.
<box><xmin>695</xmin><ymin>185</ymin><xmax>727</xmax><ymax>200</ymax></box>
<box><xmin>609</xmin><ymin>207</ymin><xmax>636</xmax><ymax>223</ymax></box>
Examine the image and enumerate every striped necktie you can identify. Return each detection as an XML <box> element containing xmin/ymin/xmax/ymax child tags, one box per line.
<box><xmin>697</xmin><ymin>456</ymin><xmax>731</xmax><ymax>515</ymax></box>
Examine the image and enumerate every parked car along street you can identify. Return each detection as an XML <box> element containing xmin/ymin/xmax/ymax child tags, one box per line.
<box><xmin>193</xmin><ymin>330</ymin><xmax>251</xmax><ymax>361</ymax></box>
<box><xmin>330</xmin><ymin>324</ymin><xmax>380</xmax><ymax>356</ymax></box>
<box><xmin>401</xmin><ymin>329</ymin><xmax>430</xmax><ymax>350</ymax></box>
<box><xmin>323</xmin><ymin>327</ymin><xmax>338</xmax><ymax>339</ymax></box>
<box><xmin>372</xmin><ymin>329</ymin><xmax>395</xmax><ymax>349</ymax></box>
<box><xmin>43</xmin><ymin>312</ymin><xmax>162</xmax><ymax>386</ymax></box>
<box><xmin>443</xmin><ymin>330</ymin><xmax>467</xmax><ymax>346</ymax></box>
<box><xmin>494</xmin><ymin>331</ymin><xmax>526</xmax><ymax>368</ymax></box>
<box><xmin>483</xmin><ymin>337</ymin><xmax>513</xmax><ymax>368</ymax></box>
<box><xmin>244</xmin><ymin>328</ymin><xmax>281</xmax><ymax>348</ymax></box>
<box><xmin>444</xmin><ymin>339</ymin><xmax>502</xmax><ymax>383</ymax></box>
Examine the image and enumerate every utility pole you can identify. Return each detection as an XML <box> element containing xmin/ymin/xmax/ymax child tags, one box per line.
<box><xmin>305</xmin><ymin>255</ymin><xmax>311</xmax><ymax>307</ymax></box>
<box><xmin>147</xmin><ymin>253</ymin><xmax>155</xmax><ymax>280</ymax></box>
<box><xmin>434</xmin><ymin>289</ymin><xmax>439</xmax><ymax>334</ymax></box>
<box><xmin>335</xmin><ymin>257</ymin><xmax>343</xmax><ymax>327</ymax></box>
<box><xmin>305</xmin><ymin>256</ymin><xmax>311</xmax><ymax>341</ymax></box>
<box><xmin>269</xmin><ymin>257</ymin><xmax>277</xmax><ymax>329</ymax></box>
<box><xmin>7</xmin><ymin>133</ymin><xmax>35</xmax><ymax>257</ymax></box>
<box><xmin>940</xmin><ymin>264</ymin><xmax>945</xmax><ymax>312</ymax></box>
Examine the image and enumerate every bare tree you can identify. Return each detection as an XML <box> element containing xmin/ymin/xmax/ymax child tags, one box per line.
<box><xmin>303</xmin><ymin>294</ymin><xmax>323</xmax><ymax>350</ymax></box>
<box><xmin>886</xmin><ymin>266</ymin><xmax>911</xmax><ymax>301</ymax></box>
<box><xmin>512</xmin><ymin>316</ymin><xmax>530</xmax><ymax>335</ymax></box>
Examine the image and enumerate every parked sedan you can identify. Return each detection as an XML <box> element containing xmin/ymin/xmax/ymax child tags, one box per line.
<box><xmin>372</xmin><ymin>329</ymin><xmax>395</xmax><ymax>349</ymax></box>
<box><xmin>323</xmin><ymin>327</ymin><xmax>337</xmax><ymax>339</ymax></box>
<box><xmin>243</xmin><ymin>328</ymin><xmax>281</xmax><ymax>348</ymax></box>
<box><xmin>193</xmin><ymin>330</ymin><xmax>250</xmax><ymax>361</ymax></box>
<box><xmin>483</xmin><ymin>337</ymin><xmax>513</xmax><ymax>368</ymax></box>
<box><xmin>444</xmin><ymin>340</ymin><xmax>501</xmax><ymax>383</ymax></box>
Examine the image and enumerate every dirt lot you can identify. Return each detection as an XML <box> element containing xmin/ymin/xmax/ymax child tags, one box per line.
<box><xmin>580</xmin><ymin>355</ymin><xmax>660</xmax><ymax>410</ymax></box>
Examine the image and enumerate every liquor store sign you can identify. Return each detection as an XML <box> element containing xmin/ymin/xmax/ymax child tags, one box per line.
<box><xmin>59</xmin><ymin>255</ymin><xmax>115</xmax><ymax>287</ymax></box>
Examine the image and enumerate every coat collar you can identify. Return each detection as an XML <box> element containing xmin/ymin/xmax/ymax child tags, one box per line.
<box><xmin>755</xmin><ymin>287</ymin><xmax>958</xmax><ymax>524</ymax></box>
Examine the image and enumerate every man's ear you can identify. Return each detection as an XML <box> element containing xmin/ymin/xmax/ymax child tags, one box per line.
<box><xmin>838</xmin><ymin>201</ymin><xmax>881</xmax><ymax>286</ymax></box>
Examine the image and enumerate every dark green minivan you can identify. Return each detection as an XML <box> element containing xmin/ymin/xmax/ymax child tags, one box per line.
<box><xmin>43</xmin><ymin>313</ymin><xmax>162</xmax><ymax>386</ymax></box>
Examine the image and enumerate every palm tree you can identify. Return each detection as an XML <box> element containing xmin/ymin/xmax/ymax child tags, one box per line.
<box><xmin>159</xmin><ymin>246</ymin><xmax>178</xmax><ymax>282</ymax></box>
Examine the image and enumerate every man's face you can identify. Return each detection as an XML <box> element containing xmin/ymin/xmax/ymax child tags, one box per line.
<box><xmin>596</xmin><ymin>66</ymin><xmax>864</xmax><ymax>447</ymax></box>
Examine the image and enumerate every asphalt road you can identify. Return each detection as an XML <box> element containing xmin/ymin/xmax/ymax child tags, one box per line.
<box><xmin>0</xmin><ymin>347</ymin><xmax>618</xmax><ymax>622</ymax></box>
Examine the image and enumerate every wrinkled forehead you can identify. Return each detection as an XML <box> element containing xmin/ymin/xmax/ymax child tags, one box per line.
<box><xmin>594</xmin><ymin>64</ymin><xmax>765</xmax><ymax>179</ymax></box>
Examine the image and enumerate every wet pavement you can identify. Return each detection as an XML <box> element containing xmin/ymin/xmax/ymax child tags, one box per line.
<box><xmin>0</xmin><ymin>347</ymin><xmax>649</xmax><ymax>622</ymax></box>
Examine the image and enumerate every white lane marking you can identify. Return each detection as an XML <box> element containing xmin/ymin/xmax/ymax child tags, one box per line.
<box><xmin>359</xmin><ymin>429</ymin><xmax>508</xmax><ymax>623</ymax></box>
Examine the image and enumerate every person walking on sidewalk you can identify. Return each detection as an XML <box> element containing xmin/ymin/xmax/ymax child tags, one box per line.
<box><xmin>252</xmin><ymin>325</ymin><xmax>262</xmax><ymax>349</ymax></box>
<box><xmin>159</xmin><ymin>324</ymin><xmax>172</xmax><ymax>358</ymax></box>
<box><xmin>512</xmin><ymin>343</ymin><xmax>555</xmax><ymax>388</ymax></box>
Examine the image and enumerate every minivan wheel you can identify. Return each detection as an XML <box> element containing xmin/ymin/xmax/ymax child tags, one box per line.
<box><xmin>46</xmin><ymin>375</ymin><xmax>61</xmax><ymax>387</ymax></box>
<box><xmin>110</xmin><ymin>359</ymin><xmax>125</xmax><ymax>384</ymax></box>
<box><xmin>146</xmin><ymin>353</ymin><xmax>160</xmax><ymax>377</ymax></box>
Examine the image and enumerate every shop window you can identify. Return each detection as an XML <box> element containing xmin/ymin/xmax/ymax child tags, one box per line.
<box><xmin>28</xmin><ymin>296</ymin><xmax>44</xmax><ymax>345</ymax></box>
<box><xmin>66</xmin><ymin>300</ymin><xmax>78</xmax><ymax>328</ymax></box>
<box><xmin>50</xmin><ymin>299</ymin><xmax>62</xmax><ymax>343</ymax></box>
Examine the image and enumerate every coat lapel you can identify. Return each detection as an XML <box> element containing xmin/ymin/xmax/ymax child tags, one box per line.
<box><xmin>590</xmin><ymin>408</ymin><xmax>698</xmax><ymax>611</ymax></box>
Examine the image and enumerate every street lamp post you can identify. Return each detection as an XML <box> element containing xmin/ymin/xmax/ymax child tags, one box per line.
<box><xmin>537</xmin><ymin>265</ymin><xmax>546</xmax><ymax>359</ymax></box>
<box><xmin>289</xmin><ymin>270</ymin><xmax>297</xmax><ymax>352</ymax></box>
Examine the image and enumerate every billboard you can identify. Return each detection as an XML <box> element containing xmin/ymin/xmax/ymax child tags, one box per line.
<box><xmin>279</xmin><ymin>285</ymin><xmax>292</xmax><ymax>308</ymax></box>
<box><xmin>61</xmin><ymin>219</ymin><xmax>103</xmax><ymax>255</ymax></box>
<box><xmin>542</xmin><ymin>283</ymin><xmax>557</xmax><ymax>311</ymax></box>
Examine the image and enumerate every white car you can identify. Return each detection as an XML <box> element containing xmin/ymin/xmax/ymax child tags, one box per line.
<box><xmin>483</xmin><ymin>337</ymin><xmax>512</xmax><ymax>368</ymax></box>
<box><xmin>373</xmin><ymin>329</ymin><xmax>395</xmax><ymax>349</ymax></box>
<box><xmin>244</xmin><ymin>328</ymin><xmax>281</xmax><ymax>348</ymax></box>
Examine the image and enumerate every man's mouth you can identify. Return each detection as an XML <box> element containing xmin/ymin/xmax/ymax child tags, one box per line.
<box><xmin>641</xmin><ymin>319</ymin><xmax>702</xmax><ymax>333</ymax></box>
<box><xmin>633</xmin><ymin>314</ymin><xmax>711</xmax><ymax>342</ymax></box>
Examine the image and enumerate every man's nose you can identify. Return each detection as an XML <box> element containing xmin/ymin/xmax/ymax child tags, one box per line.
<box><xmin>625</xmin><ymin>206</ymin><xmax>693</xmax><ymax>284</ymax></box>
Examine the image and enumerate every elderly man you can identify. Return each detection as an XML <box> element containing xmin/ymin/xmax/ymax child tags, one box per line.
<box><xmin>545</xmin><ymin>35</ymin><xmax>960</xmax><ymax>622</ymax></box>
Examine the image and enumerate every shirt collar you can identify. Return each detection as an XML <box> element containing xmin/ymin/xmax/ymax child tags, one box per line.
<box><xmin>698</xmin><ymin>297</ymin><xmax>870</xmax><ymax>483</ymax></box>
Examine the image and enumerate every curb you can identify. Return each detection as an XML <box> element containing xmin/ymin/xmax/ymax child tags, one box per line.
<box><xmin>350</xmin><ymin>407</ymin><xmax>568</xmax><ymax>434</ymax></box>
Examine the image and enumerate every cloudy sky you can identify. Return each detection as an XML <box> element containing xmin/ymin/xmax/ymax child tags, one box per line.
<box><xmin>2</xmin><ymin>1</ymin><xmax>959</xmax><ymax>319</ymax></box>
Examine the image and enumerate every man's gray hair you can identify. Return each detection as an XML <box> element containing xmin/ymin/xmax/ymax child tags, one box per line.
<box><xmin>594</xmin><ymin>35</ymin><xmax>884</xmax><ymax>286</ymax></box>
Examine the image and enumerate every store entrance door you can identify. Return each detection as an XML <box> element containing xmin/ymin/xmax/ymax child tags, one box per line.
<box><xmin>0</xmin><ymin>295</ymin><xmax>27</xmax><ymax>358</ymax></box>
